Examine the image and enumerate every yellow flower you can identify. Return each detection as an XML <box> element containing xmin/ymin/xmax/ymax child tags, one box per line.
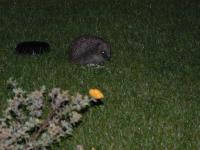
<box><xmin>89</xmin><ymin>88</ymin><xmax>104</xmax><ymax>99</ymax></box>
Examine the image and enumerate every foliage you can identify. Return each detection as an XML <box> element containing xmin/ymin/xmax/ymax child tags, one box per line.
<box><xmin>0</xmin><ymin>78</ymin><xmax>99</xmax><ymax>150</ymax></box>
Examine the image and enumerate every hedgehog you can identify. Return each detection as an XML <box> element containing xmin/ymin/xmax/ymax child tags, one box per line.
<box><xmin>69</xmin><ymin>35</ymin><xmax>111</xmax><ymax>65</ymax></box>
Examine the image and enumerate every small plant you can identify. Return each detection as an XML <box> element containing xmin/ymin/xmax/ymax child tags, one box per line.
<box><xmin>0</xmin><ymin>78</ymin><xmax>103</xmax><ymax>150</ymax></box>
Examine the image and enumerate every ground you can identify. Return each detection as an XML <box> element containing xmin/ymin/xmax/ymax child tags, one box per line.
<box><xmin>0</xmin><ymin>0</ymin><xmax>200</xmax><ymax>149</ymax></box>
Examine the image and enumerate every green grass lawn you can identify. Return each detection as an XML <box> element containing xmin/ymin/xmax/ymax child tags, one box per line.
<box><xmin>0</xmin><ymin>0</ymin><xmax>200</xmax><ymax>149</ymax></box>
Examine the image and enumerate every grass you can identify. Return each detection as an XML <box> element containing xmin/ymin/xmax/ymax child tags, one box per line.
<box><xmin>0</xmin><ymin>0</ymin><xmax>200</xmax><ymax>149</ymax></box>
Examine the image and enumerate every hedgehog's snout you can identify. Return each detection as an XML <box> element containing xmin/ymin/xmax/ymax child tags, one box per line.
<box><xmin>101</xmin><ymin>51</ymin><xmax>111</xmax><ymax>60</ymax></box>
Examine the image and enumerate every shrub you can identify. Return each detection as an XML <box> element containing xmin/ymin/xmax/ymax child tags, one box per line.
<box><xmin>0</xmin><ymin>78</ymin><xmax>101</xmax><ymax>150</ymax></box>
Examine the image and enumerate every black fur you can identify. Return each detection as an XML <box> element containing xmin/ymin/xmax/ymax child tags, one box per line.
<box><xmin>15</xmin><ymin>41</ymin><xmax>50</xmax><ymax>55</ymax></box>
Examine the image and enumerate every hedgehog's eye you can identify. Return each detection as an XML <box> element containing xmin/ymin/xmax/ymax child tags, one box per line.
<box><xmin>101</xmin><ymin>51</ymin><xmax>108</xmax><ymax>59</ymax></box>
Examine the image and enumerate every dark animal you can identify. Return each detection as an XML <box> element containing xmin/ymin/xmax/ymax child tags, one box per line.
<box><xmin>69</xmin><ymin>35</ymin><xmax>111</xmax><ymax>65</ymax></box>
<box><xmin>15</xmin><ymin>41</ymin><xmax>50</xmax><ymax>55</ymax></box>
